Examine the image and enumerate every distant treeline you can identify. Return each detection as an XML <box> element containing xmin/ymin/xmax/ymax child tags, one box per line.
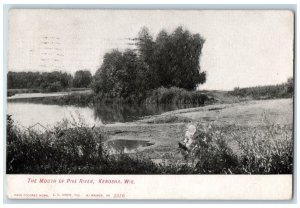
<box><xmin>7</xmin><ymin>70</ymin><xmax>92</xmax><ymax>92</ymax></box>
<box><xmin>229</xmin><ymin>78</ymin><xmax>293</xmax><ymax>99</ymax></box>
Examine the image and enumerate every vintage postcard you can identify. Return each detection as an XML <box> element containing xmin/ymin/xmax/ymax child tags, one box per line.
<box><xmin>5</xmin><ymin>9</ymin><xmax>294</xmax><ymax>200</ymax></box>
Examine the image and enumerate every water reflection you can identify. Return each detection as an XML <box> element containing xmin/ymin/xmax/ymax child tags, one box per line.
<box><xmin>107</xmin><ymin>139</ymin><xmax>154</xmax><ymax>154</ymax></box>
<box><xmin>93</xmin><ymin>103</ymin><xmax>198</xmax><ymax>124</ymax></box>
<box><xmin>7</xmin><ymin>102</ymin><xmax>103</xmax><ymax>129</ymax></box>
<box><xmin>7</xmin><ymin>100</ymin><xmax>201</xmax><ymax>128</ymax></box>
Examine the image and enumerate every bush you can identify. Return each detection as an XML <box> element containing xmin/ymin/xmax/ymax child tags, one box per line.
<box><xmin>183</xmin><ymin>124</ymin><xmax>240</xmax><ymax>174</ymax></box>
<box><xmin>145</xmin><ymin>87</ymin><xmax>213</xmax><ymax>105</ymax></box>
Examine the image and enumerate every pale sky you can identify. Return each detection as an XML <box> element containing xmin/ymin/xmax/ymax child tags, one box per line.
<box><xmin>8</xmin><ymin>10</ymin><xmax>294</xmax><ymax>90</ymax></box>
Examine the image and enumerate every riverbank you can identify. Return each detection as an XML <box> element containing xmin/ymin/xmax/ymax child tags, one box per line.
<box><xmin>8</xmin><ymin>78</ymin><xmax>293</xmax><ymax>105</ymax></box>
<box><xmin>102</xmin><ymin>98</ymin><xmax>293</xmax><ymax>160</ymax></box>
<box><xmin>7</xmin><ymin>98</ymin><xmax>293</xmax><ymax>174</ymax></box>
<box><xmin>8</xmin><ymin>87</ymin><xmax>215</xmax><ymax>106</ymax></box>
<box><xmin>7</xmin><ymin>87</ymin><xmax>90</xmax><ymax>98</ymax></box>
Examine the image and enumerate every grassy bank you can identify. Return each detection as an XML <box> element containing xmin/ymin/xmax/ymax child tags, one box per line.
<box><xmin>228</xmin><ymin>79</ymin><xmax>293</xmax><ymax>100</ymax></box>
<box><xmin>7</xmin><ymin>115</ymin><xmax>293</xmax><ymax>174</ymax></box>
<box><xmin>10</xmin><ymin>87</ymin><xmax>215</xmax><ymax>107</ymax></box>
<box><xmin>7</xmin><ymin>88</ymin><xmax>90</xmax><ymax>98</ymax></box>
<box><xmin>7</xmin><ymin>88</ymin><xmax>41</xmax><ymax>97</ymax></box>
<box><xmin>18</xmin><ymin>92</ymin><xmax>96</xmax><ymax>106</ymax></box>
<box><xmin>10</xmin><ymin>79</ymin><xmax>294</xmax><ymax>107</ymax></box>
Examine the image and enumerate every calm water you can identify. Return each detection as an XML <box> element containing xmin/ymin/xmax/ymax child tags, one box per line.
<box><xmin>7</xmin><ymin>100</ymin><xmax>199</xmax><ymax>129</ymax></box>
<box><xmin>107</xmin><ymin>139</ymin><xmax>154</xmax><ymax>154</ymax></box>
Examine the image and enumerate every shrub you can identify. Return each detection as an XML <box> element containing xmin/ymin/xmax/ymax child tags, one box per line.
<box><xmin>184</xmin><ymin>124</ymin><xmax>240</xmax><ymax>174</ymax></box>
<box><xmin>145</xmin><ymin>87</ymin><xmax>213</xmax><ymax>105</ymax></box>
<box><xmin>235</xmin><ymin>124</ymin><xmax>293</xmax><ymax>174</ymax></box>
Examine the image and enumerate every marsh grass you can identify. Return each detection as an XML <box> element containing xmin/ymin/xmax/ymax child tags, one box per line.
<box><xmin>177</xmin><ymin>119</ymin><xmax>293</xmax><ymax>174</ymax></box>
<box><xmin>6</xmin><ymin>115</ymin><xmax>167</xmax><ymax>174</ymax></box>
<box><xmin>235</xmin><ymin>123</ymin><xmax>293</xmax><ymax>174</ymax></box>
<box><xmin>144</xmin><ymin>87</ymin><xmax>214</xmax><ymax>105</ymax></box>
<box><xmin>6</xmin><ymin>113</ymin><xmax>293</xmax><ymax>174</ymax></box>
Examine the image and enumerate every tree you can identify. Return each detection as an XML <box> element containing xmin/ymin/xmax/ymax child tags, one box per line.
<box><xmin>149</xmin><ymin>26</ymin><xmax>206</xmax><ymax>90</ymax></box>
<box><xmin>136</xmin><ymin>27</ymin><xmax>160</xmax><ymax>89</ymax></box>
<box><xmin>93</xmin><ymin>26</ymin><xmax>207</xmax><ymax>102</ymax></box>
<box><xmin>73</xmin><ymin>70</ymin><xmax>92</xmax><ymax>88</ymax></box>
<box><xmin>286</xmin><ymin>77</ymin><xmax>293</xmax><ymax>94</ymax></box>
<box><xmin>92</xmin><ymin>50</ymin><xmax>123</xmax><ymax>97</ymax></box>
<box><xmin>92</xmin><ymin>49</ymin><xmax>153</xmax><ymax>102</ymax></box>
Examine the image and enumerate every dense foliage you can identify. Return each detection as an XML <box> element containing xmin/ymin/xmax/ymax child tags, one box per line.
<box><xmin>92</xmin><ymin>49</ymin><xmax>155</xmax><ymax>102</ymax></box>
<box><xmin>145</xmin><ymin>87</ymin><xmax>213</xmax><ymax>105</ymax></box>
<box><xmin>92</xmin><ymin>26</ymin><xmax>206</xmax><ymax>103</ymax></box>
<box><xmin>138</xmin><ymin>27</ymin><xmax>206</xmax><ymax>90</ymax></box>
<box><xmin>7</xmin><ymin>115</ymin><xmax>292</xmax><ymax>174</ymax></box>
<box><xmin>7</xmin><ymin>70</ymin><xmax>93</xmax><ymax>92</ymax></box>
<box><xmin>73</xmin><ymin>70</ymin><xmax>93</xmax><ymax>88</ymax></box>
<box><xmin>7</xmin><ymin>71</ymin><xmax>73</xmax><ymax>92</ymax></box>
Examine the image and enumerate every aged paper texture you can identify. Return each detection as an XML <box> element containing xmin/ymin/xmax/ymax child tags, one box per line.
<box><xmin>6</xmin><ymin>9</ymin><xmax>294</xmax><ymax>200</ymax></box>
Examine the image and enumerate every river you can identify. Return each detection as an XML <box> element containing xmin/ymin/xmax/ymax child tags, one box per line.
<box><xmin>7</xmin><ymin>93</ymin><xmax>200</xmax><ymax>129</ymax></box>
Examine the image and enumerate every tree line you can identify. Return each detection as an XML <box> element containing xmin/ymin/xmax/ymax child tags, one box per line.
<box><xmin>7</xmin><ymin>70</ymin><xmax>92</xmax><ymax>92</ymax></box>
<box><xmin>92</xmin><ymin>26</ymin><xmax>207</xmax><ymax>102</ymax></box>
<box><xmin>229</xmin><ymin>78</ymin><xmax>294</xmax><ymax>99</ymax></box>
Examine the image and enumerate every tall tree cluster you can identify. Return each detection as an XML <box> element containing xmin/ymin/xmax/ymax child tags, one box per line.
<box><xmin>93</xmin><ymin>26</ymin><xmax>206</xmax><ymax>101</ymax></box>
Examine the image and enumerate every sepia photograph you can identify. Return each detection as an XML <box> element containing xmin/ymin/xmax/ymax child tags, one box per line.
<box><xmin>5</xmin><ymin>8</ymin><xmax>294</xmax><ymax>200</ymax></box>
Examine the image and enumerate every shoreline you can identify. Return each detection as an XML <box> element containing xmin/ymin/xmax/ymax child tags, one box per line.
<box><xmin>102</xmin><ymin>98</ymin><xmax>293</xmax><ymax>159</ymax></box>
<box><xmin>6</xmin><ymin>97</ymin><xmax>293</xmax><ymax>174</ymax></box>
